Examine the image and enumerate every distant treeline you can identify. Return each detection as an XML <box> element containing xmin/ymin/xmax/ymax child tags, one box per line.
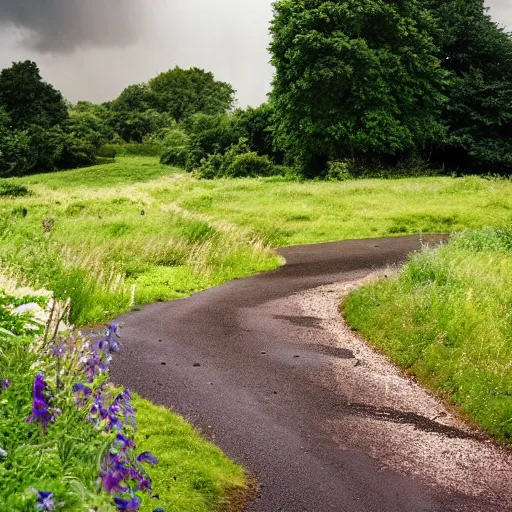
<box><xmin>1</xmin><ymin>0</ymin><xmax>512</xmax><ymax>179</ymax></box>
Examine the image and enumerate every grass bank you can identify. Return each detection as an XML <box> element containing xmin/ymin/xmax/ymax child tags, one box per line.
<box><xmin>135</xmin><ymin>397</ymin><xmax>246</xmax><ymax>512</ymax></box>
<box><xmin>343</xmin><ymin>227</ymin><xmax>512</xmax><ymax>443</ymax></box>
<box><xmin>1</xmin><ymin>156</ymin><xmax>512</xmax><ymax>324</ymax></box>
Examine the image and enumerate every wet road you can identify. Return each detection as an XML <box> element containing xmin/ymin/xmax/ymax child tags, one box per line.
<box><xmin>111</xmin><ymin>235</ymin><xmax>507</xmax><ymax>511</ymax></box>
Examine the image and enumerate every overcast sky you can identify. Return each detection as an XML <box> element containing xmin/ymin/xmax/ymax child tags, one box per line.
<box><xmin>0</xmin><ymin>1</ymin><xmax>510</xmax><ymax>107</ymax></box>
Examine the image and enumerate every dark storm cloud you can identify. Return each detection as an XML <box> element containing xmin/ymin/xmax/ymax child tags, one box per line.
<box><xmin>0</xmin><ymin>0</ymin><xmax>144</xmax><ymax>52</ymax></box>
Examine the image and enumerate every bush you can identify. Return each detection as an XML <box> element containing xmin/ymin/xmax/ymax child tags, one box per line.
<box><xmin>326</xmin><ymin>161</ymin><xmax>353</xmax><ymax>181</ymax></box>
<box><xmin>57</xmin><ymin>133</ymin><xmax>97</xmax><ymax>169</ymax></box>
<box><xmin>226</xmin><ymin>152</ymin><xmax>275</xmax><ymax>178</ymax></box>
<box><xmin>160</xmin><ymin>129</ymin><xmax>191</xmax><ymax>167</ymax></box>
<box><xmin>194</xmin><ymin>153</ymin><xmax>225</xmax><ymax>179</ymax></box>
<box><xmin>96</xmin><ymin>145</ymin><xmax>117</xmax><ymax>159</ymax></box>
<box><xmin>0</xmin><ymin>182</ymin><xmax>30</xmax><ymax>197</ymax></box>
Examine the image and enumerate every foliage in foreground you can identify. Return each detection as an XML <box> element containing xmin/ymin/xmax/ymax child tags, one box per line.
<box><xmin>343</xmin><ymin>226</ymin><xmax>512</xmax><ymax>442</ymax></box>
<box><xmin>0</xmin><ymin>293</ymin><xmax>116</xmax><ymax>511</ymax></box>
<box><xmin>0</xmin><ymin>288</ymin><xmax>246</xmax><ymax>511</ymax></box>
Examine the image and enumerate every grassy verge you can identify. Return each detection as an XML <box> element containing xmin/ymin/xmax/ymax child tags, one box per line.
<box><xmin>134</xmin><ymin>397</ymin><xmax>246</xmax><ymax>512</ymax></box>
<box><xmin>1</xmin><ymin>157</ymin><xmax>511</xmax><ymax>324</ymax></box>
<box><xmin>343</xmin><ymin>227</ymin><xmax>512</xmax><ymax>443</ymax></box>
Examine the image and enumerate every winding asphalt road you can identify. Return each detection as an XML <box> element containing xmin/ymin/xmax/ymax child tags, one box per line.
<box><xmin>110</xmin><ymin>235</ymin><xmax>502</xmax><ymax>512</ymax></box>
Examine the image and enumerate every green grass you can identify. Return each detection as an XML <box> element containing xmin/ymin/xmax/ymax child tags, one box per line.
<box><xmin>134</xmin><ymin>396</ymin><xmax>246</xmax><ymax>512</ymax></box>
<box><xmin>0</xmin><ymin>293</ymin><xmax>115</xmax><ymax>511</ymax></box>
<box><xmin>343</xmin><ymin>227</ymin><xmax>512</xmax><ymax>443</ymax></box>
<box><xmin>2</xmin><ymin>157</ymin><xmax>512</xmax><ymax>325</ymax></box>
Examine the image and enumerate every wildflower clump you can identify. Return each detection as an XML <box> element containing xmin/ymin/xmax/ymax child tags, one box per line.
<box><xmin>0</xmin><ymin>289</ymin><xmax>165</xmax><ymax>511</ymax></box>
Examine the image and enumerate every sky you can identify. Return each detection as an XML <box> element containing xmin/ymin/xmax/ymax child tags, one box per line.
<box><xmin>0</xmin><ymin>1</ymin><xmax>510</xmax><ymax>108</ymax></box>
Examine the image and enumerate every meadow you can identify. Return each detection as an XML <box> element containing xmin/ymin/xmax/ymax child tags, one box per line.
<box><xmin>2</xmin><ymin>156</ymin><xmax>512</xmax><ymax>324</ymax></box>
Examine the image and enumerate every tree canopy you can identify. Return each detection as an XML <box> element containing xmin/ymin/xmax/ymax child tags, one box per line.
<box><xmin>270</xmin><ymin>0</ymin><xmax>448</xmax><ymax>175</ymax></box>
<box><xmin>269</xmin><ymin>0</ymin><xmax>512</xmax><ymax>176</ymax></box>
<box><xmin>427</xmin><ymin>0</ymin><xmax>512</xmax><ymax>172</ymax></box>
<box><xmin>149</xmin><ymin>67</ymin><xmax>235</xmax><ymax>121</ymax></box>
<box><xmin>0</xmin><ymin>60</ymin><xmax>68</xmax><ymax>130</ymax></box>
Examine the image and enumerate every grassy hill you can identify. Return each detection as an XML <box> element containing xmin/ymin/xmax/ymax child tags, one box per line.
<box><xmin>2</xmin><ymin>156</ymin><xmax>512</xmax><ymax>324</ymax></box>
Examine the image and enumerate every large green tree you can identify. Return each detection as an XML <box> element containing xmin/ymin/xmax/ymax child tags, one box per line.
<box><xmin>270</xmin><ymin>0</ymin><xmax>448</xmax><ymax>176</ymax></box>
<box><xmin>149</xmin><ymin>67</ymin><xmax>235</xmax><ymax>122</ymax></box>
<box><xmin>427</xmin><ymin>0</ymin><xmax>512</xmax><ymax>173</ymax></box>
<box><xmin>0</xmin><ymin>61</ymin><xmax>68</xmax><ymax>130</ymax></box>
<box><xmin>0</xmin><ymin>62</ymin><xmax>98</xmax><ymax>176</ymax></box>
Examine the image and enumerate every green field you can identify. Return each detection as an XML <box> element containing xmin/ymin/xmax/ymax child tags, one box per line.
<box><xmin>2</xmin><ymin>156</ymin><xmax>512</xmax><ymax>325</ymax></box>
<box><xmin>344</xmin><ymin>227</ymin><xmax>512</xmax><ymax>442</ymax></box>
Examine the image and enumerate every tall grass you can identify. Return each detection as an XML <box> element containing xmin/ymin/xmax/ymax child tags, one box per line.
<box><xmin>343</xmin><ymin>226</ymin><xmax>512</xmax><ymax>442</ymax></box>
<box><xmin>1</xmin><ymin>156</ymin><xmax>512</xmax><ymax>325</ymax></box>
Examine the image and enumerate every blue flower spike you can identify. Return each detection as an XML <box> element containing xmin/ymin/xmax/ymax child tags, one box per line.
<box><xmin>36</xmin><ymin>491</ymin><xmax>55</xmax><ymax>511</ymax></box>
<box><xmin>26</xmin><ymin>375</ymin><xmax>56</xmax><ymax>434</ymax></box>
<box><xmin>113</xmin><ymin>494</ymin><xmax>142</xmax><ymax>511</ymax></box>
<box><xmin>136</xmin><ymin>452</ymin><xmax>159</xmax><ymax>465</ymax></box>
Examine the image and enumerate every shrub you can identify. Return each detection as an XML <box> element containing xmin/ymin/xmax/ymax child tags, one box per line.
<box><xmin>58</xmin><ymin>133</ymin><xmax>97</xmax><ymax>169</ymax></box>
<box><xmin>0</xmin><ymin>182</ymin><xmax>30</xmax><ymax>197</ymax></box>
<box><xmin>326</xmin><ymin>161</ymin><xmax>353</xmax><ymax>181</ymax></box>
<box><xmin>193</xmin><ymin>138</ymin><xmax>250</xmax><ymax>179</ymax></box>
<box><xmin>96</xmin><ymin>145</ymin><xmax>117</xmax><ymax>159</ymax></box>
<box><xmin>194</xmin><ymin>153</ymin><xmax>225</xmax><ymax>179</ymax></box>
<box><xmin>226</xmin><ymin>152</ymin><xmax>275</xmax><ymax>178</ymax></box>
<box><xmin>160</xmin><ymin>129</ymin><xmax>191</xmax><ymax>167</ymax></box>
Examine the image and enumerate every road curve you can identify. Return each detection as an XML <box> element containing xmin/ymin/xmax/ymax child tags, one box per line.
<box><xmin>110</xmin><ymin>235</ymin><xmax>507</xmax><ymax>512</ymax></box>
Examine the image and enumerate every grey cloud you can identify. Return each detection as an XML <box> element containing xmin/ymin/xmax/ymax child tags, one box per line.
<box><xmin>0</xmin><ymin>0</ymin><xmax>145</xmax><ymax>52</ymax></box>
<box><xmin>486</xmin><ymin>0</ymin><xmax>512</xmax><ymax>28</ymax></box>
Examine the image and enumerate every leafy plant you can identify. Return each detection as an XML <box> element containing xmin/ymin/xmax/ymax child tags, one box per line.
<box><xmin>0</xmin><ymin>182</ymin><xmax>30</xmax><ymax>197</ymax></box>
<box><xmin>226</xmin><ymin>152</ymin><xmax>275</xmax><ymax>178</ymax></box>
<box><xmin>160</xmin><ymin>129</ymin><xmax>191</xmax><ymax>167</ymax></box>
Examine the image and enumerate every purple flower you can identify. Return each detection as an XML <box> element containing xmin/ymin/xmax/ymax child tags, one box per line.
<box><xmin>107</xmin><ymin>390</ymin><xmax>136</xmax><ymax>432</ymax></box>
<box><xmin>1</xmin><ymin>379</ymin><xmax>9</xmax><ymax>389</ymax></box>
<box><xmin>83</xmin><ymin>341</ymin><xmax>112</xmax><ymax>382</ymax></box>
<box><xmin>88</xmin><ymin>389</ymin><xmax>108</xmax><ymax>425</ymax></box>
<box><xmin>110</xmin><ymin>433</ymin><xmax>135</xmax><ymax>454</ymax></box>
<box><xmin>101</xmin><ymin>432</ymin><xmax>155</xmax><ymax>505</ymax></box>
<box><xmin>105</xmin><ymin>323</ymin><xmax>121</xmax><ymax>353</ymax></box>
<box><xmin>101</xmin><ymin>461</ymin><xmax>130</xmax><ymax>494</ymax></box>
<box><xmin>26</xmin><ymin>375</ymin><xmax>56</xmax><ymax>433</ymax></box>
<box><xmin>73</xmin><ymin>383</ymin><xmax>92</xmax><ymax>408</ymax></box>
<box><xmin>136</xmin><ymin>452</ymin><xmax>158</xmax><ymax>465</ymax></box>
<box><xmin>113</xmin><ymin>494</ymin><xmax>141</xmax><ymax>511</ymax></box>
<box><xmin>36</xmin><ymin>491</ymin><xmax>55</xmax><ymax>511</ymax></box>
